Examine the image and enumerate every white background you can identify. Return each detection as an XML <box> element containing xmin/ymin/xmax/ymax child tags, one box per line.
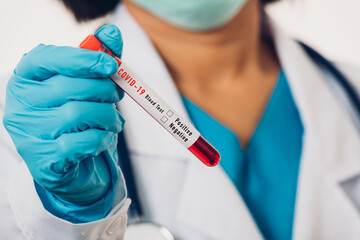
<box><xmin>0</xmin><ymin>0</ymin><xmax>359</xmax><ymax>75</ymax></box>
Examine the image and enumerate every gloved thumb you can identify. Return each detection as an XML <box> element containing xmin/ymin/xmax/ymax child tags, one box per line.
<box><xmin>94</xmin><ymin>24</ymin><xmax>123</xmax><ymax>58</ymax></box>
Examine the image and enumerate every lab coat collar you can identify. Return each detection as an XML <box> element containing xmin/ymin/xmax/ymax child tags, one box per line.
<box><xmin>112</xmin><ymin>5</ymin><xmax>360</xmax><ymax>239</ymax></box>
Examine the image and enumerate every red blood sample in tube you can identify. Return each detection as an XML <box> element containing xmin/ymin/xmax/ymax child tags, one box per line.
<box><xmin>188</xmin><ymin>136</ymin><xmax>220</xmax><ymax>167</ymax></box>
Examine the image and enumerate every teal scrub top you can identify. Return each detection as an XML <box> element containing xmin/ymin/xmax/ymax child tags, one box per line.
<box><xmin>182</xmin><ymin>70</ymin><xmax>304</xmax><ymax>240</ymax></box>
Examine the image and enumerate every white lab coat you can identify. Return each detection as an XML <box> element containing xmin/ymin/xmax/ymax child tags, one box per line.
<box><xmin>1</xmin><ymin>4</ymin><xmax>360</xmax><ymax>240</ymax></box>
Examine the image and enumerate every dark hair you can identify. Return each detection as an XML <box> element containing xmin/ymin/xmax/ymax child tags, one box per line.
<box><xmin>62</xmin><ymin>0</ymin><xmax>278</xmax><ymax>22</ymax></box>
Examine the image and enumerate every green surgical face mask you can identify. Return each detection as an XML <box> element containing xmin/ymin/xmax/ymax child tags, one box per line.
<box><xmin>130</xmin><ymin>0</ymin><xmax>249</xmax><ymax>31</ymax></box>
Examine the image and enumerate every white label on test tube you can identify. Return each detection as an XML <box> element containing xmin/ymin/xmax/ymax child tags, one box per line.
<box><xmin>111</xmin><ymin>62</ymin><xmax>201</xmax><ymax>148</ymax></box>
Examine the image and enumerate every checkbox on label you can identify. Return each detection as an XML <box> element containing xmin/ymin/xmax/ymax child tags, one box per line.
<box><xmin>161</xmin><ymin>116</ymin><xmax>168</xmax><ymax>123</ymax></box>
<box><xmin>166</xmin><ymin>110</ymin><xmax>174</xmax><ymax>117</ymax></box>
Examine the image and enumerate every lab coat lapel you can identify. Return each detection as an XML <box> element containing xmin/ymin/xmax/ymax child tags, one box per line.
<box><xmin>271</xmin><ymin>22</ymin><xmax>360</xmax><ymax>239</ymax></box>
<box><xmin>113</xmin><ymin>5</ymin><xmax>262</xmax><ymax>239</ymax></box>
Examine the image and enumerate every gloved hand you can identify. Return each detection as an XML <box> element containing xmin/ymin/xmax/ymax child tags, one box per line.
<box><xmin>3</xmin><ymin>25</ymin><xmax>125</xmax><ymax>222</ymax></box>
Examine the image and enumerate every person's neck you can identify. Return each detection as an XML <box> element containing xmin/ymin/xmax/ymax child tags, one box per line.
<box><xmin>124</xmin><ymin>0</ymin><xmax>278</xmax><ymax>91</ymax></box>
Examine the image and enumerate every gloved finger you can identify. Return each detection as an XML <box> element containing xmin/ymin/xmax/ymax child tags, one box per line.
<box><xmin>15</xmin><ymin>44</ymin><xmax>118</xmax><ymax>80</ymax></box>
<box><xmin>53</xmin><ymin>129</ymin><xmax>118</xmax><ymax>173</ymax></box>
<box><xmin>8</xmin><ymin>73</ymin><xmax>124</xmax><ymax>107</ymax></box>
<box><xmin>12</xmin><ymin>129</ymin><xmax>117</xmax><ymax>186</ymax></box>
<box><xmin>52</xmin><ymin>101</ymin><xmax>125</xmax><ymax>138</ymax></box>
<box><xmin>95</xmin><ymin>24</ymin><xmax>123</xmax><ymax>57</ymax></box>
<box><xmin>95</xmin><ymin>24</ymin><xmax>123</xmax><ymax>58</ymax></box>
<box><xmin>50</xmin><ymin>153</ymin><xmax>112</xmax><ymax>204</ymax></box>
<box><xmin>4</xmin><ymin>116</ymin><xmax>118</xmax><ymax>198</ymax></box>
<box><xmin>5</xmin><ymin>92</ymin><xmax>125</xmax><ymax>139</ymax></box>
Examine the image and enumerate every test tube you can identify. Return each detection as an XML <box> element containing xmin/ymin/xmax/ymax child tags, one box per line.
<box><xmin>80</xmin><ymin>34</ymin><xmax>220</xmax><ymax>167</ymax></box>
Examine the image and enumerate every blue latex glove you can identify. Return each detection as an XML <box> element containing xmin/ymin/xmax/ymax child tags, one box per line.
<box><xmin>3</xmin><ymin>25</ymin><xmax>125</xmax><ymax>223</ymax></box>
